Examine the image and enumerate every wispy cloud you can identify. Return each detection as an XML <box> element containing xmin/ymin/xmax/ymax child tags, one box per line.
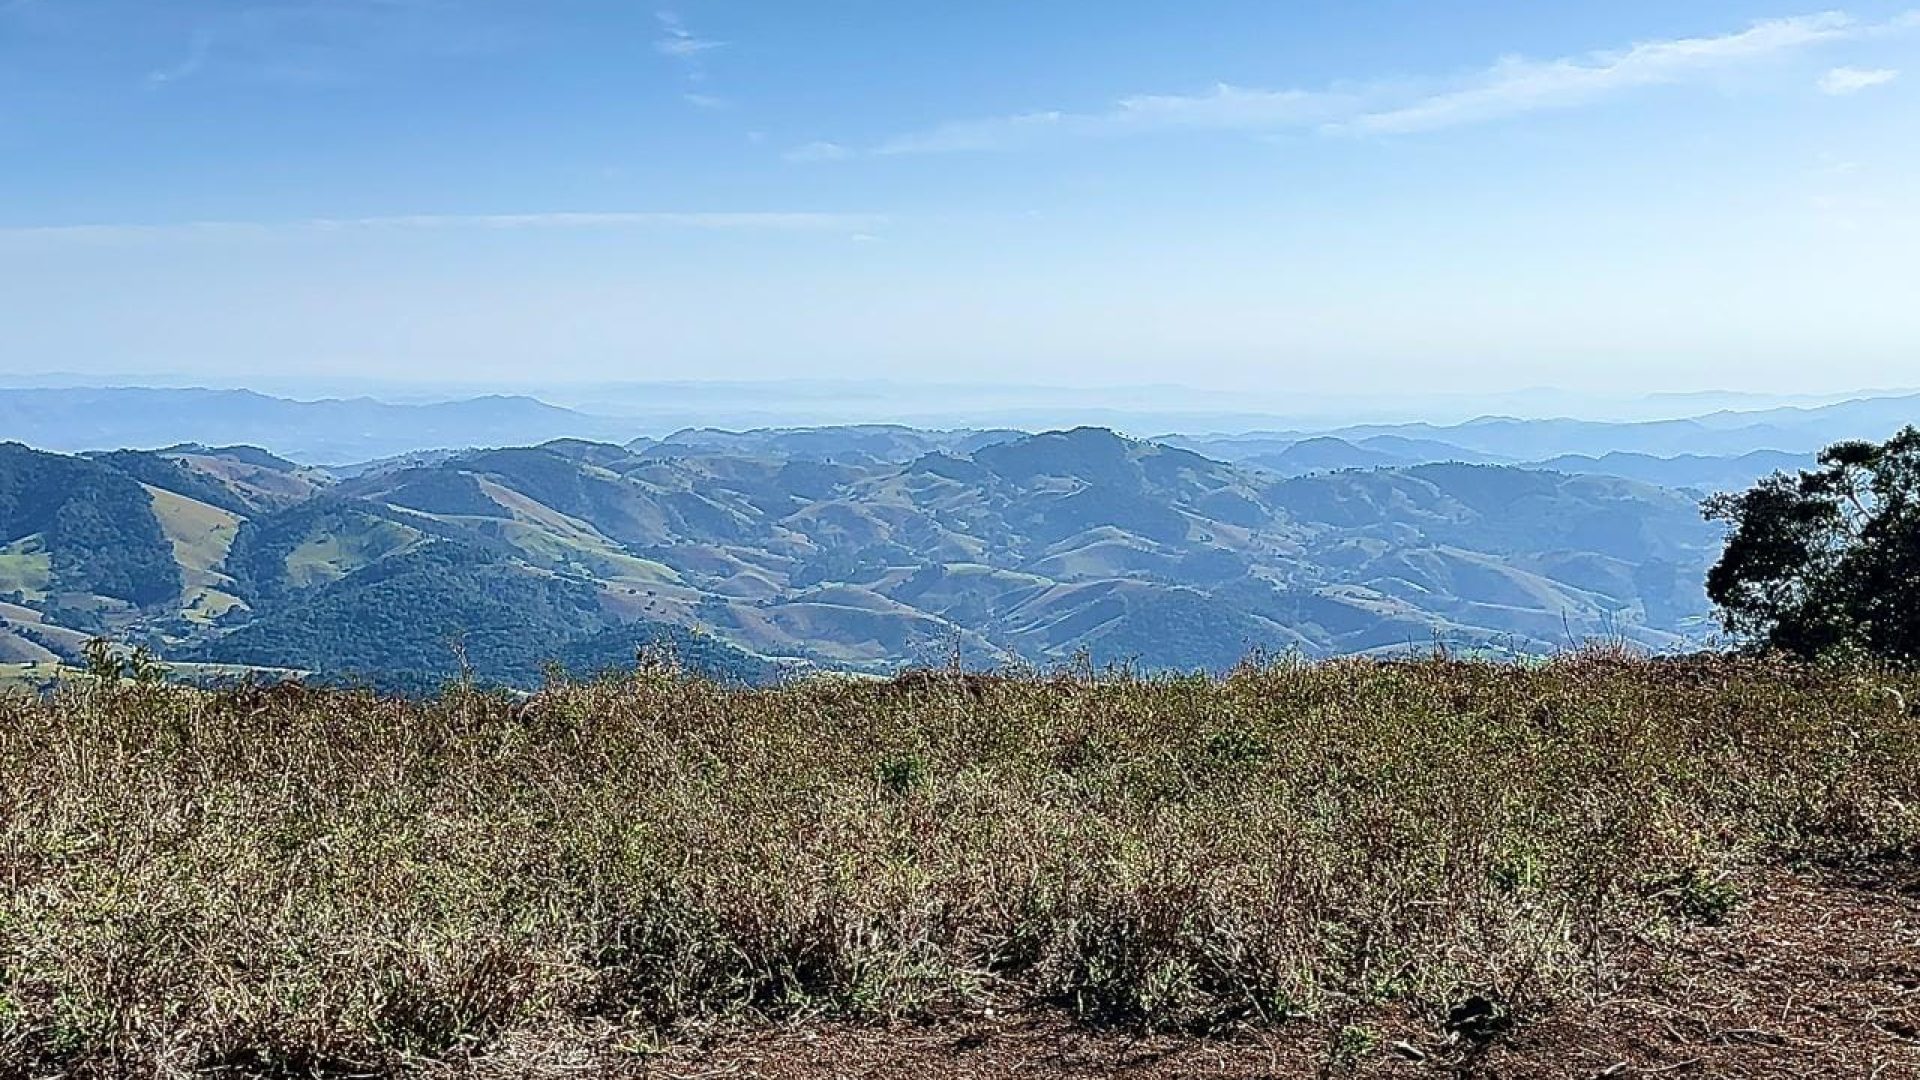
<box><xmin>874</xmin><ymin>111</ymin><xmax>1070</xmax><ymax>156</ymax></box>
<box><xmin>823</xmin><ymin>10</ymin><xmax>1906</xmax><ymax>157</ymax></box>
<box><xmin>1348</xmin><ymin>13</ymin><xmax>1857</xmax><ymax>133</ymax></box>
<box><xmin>784</xmin><ymin>140</ymin><xmax>852</xmax><ymax>163</ymax></box>
<box><xmin>147</xmin><ymin>27</ymin><xmax>215</xmax><ymax>86</ymax></box>
<box><xmin>654</xmin><ymin>10</ymin><xmax>723</xmax><ymax>59</ymax></box>
<box><xmin>0</xmin><ymin>211</ymin><xmax>889</xmax><ymax>244</ymax></box>
<box><xmin>133</xmin><ymin>1</ymin><xmax>515</xmax><ymax>89</ymax></box>
<box><xmin>871</xmin><ymin>85</ymin><xmax>1361</xmax><ymax>156</ymax></box>
<box><xmin>1819</xmin><ymin>65</ymin><xmax>1899</xmax><ymax>93</ymax></box>
<box><xmin>654</xmin><ymin>9</ymin><xmax>728</xmax><ymax>109</ymax></box>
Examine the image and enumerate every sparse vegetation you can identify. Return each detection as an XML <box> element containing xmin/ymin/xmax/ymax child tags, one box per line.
<box><xmin>2</xmin><ymin>653</ymin><xmax>1915</xmax><ymax>1076</ymax></box>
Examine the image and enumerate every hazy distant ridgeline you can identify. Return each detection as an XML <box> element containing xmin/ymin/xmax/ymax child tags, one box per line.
<box><xmin>1208</xmin><ymin>436</ymin><xmax>1818</xmax><ymax>492</ymax></box>
<box><xmin>0</xmin><ymin>387</ymin><xmax>640</xmax><ymax>464</ymax></box>
<box><xmin>1167</xmin><ymin>392</ymin><xmax>1920</xmax><ymax>464</ymax></box>
<box><xmin>0</xmin><ymin>385</ymin><xmax>1917</xmax><ymax>471</ymax></box>
<box><xmin>0</xmin><ymin>425</ymin><xmax>1731</xmax><ymax>689</ymax></box>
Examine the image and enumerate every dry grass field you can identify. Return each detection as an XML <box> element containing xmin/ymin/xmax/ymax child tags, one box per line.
<box><xmin>2</xmin><ymin>654</ymin><xmax>1916</xmax><ymax>1077</ymax></box>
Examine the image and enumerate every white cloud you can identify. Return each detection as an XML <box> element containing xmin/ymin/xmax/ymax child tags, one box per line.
<box><xmin>655</xmin><ymin>35</ymin><xmax>721</xmax><ymax>58</ymax></box>
<box><xmin>784</xmin><ymin>140</ymin><xmax>852</xmax><ymax>162</ymax></box>
<box><xmin>130</xmin><ymin>2</ymin><xmax>514</xmax><ymax>89</ymax></box>
<box><xmin>0</xmin><ymin>212</ymin><xmax>889</xmax><ymax>244</ymax></box>
<box><xmin>869</xmin><ymin>85</ymin><xmax>1359</xmax><ymax>156</ymax></box>
<box><xmin>653</xmin><ymin>10</ymin><xmax>723</xmax><ymax>59</ymax></box>
<box><xmin>1348</xmin><ymin>13</ymin><xmax>1857</xmax><ymax>133</ymax></box>
<box><xmin>655</xmin><ymin>10</ymin><xmax>727</xmax><ymax>109</ymax></box>
<box><xmin>1819</xmin><ymin>65</ymin><xmax>1899</xmax><ymax>93</ymax></box>
<box><xmin>860</xmin><ymin>10</ymin><xmax>1906</xmax><ymax>154</ymax></box>
<box><xmin>873</xmin><ymin>111</ymin><xmax>1070</xmax><ymax>156</ymax></box>
<box><xmin>1109</xmin><ymin>84</ymin><xmax>1359</xmax><ymax>131</ymax></box>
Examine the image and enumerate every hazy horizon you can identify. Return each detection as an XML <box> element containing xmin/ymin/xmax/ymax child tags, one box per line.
<box><xmin>3</xmin><ymin>373</ymin><xmax>1918</xmax><ymax>442</ymax></box>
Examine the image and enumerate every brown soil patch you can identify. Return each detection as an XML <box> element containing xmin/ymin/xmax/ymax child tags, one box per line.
<box><xmin>638</xmin><ymin>869</ymin><xmax>1920</xmax><ymax>1079</ymax></box>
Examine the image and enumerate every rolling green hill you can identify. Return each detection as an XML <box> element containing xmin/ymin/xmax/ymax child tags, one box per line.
<box><xmin>0</xmin><ymin>429</ymin><xmax>1725</xmax><ymax>685</ymax></box>
<box><xmin>183</xmin><ymin>540</ymin><xmax>773</xmax><ymax>693</ymax></box>
<box><xmin>0</xmin><ymin>443</ymin><xmax>182</xmax><ymax>609</ymax></box>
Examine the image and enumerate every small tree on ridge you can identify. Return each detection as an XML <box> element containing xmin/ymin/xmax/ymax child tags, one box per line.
<box><xmin>1705</xmin><ymin>426</ymin><xmax>1920</xmax><ymax>661</ymax></box>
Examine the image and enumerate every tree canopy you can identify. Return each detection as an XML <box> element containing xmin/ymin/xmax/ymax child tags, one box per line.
<box><xmin>1705</xmin><ymin>426</ymin><xmax>1920</xmax><ymax>662</ymax></box>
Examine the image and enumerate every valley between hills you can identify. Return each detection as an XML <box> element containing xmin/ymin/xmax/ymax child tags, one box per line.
<box><xmin>0</xmin><ymin>424</ymin><xmax>1725</xmax><ymax>690</ymax></box>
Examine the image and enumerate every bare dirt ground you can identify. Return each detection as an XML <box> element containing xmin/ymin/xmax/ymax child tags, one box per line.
<box><xmin>643</xmin><ymin>868</ymin><xmax>1920</xmax><ymax>1079</ymax></box>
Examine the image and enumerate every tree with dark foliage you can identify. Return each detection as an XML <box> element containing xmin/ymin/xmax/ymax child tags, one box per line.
<box><xmin>1705</xmin><ymin>426</ymin><xmax>1920</xmax><ymax>661</ymax></box>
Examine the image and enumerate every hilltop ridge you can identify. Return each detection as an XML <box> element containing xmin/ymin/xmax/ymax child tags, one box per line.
<box><xmin>0</xmin><ymin>428</ymin><xmax>1722</xmax><ymax>689</ymax></box>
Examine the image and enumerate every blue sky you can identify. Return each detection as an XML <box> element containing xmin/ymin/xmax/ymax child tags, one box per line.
<box><xmin>1</xmin><ymin>1</ymin><xmax>1916</xmax><ymax>396</ymax></box>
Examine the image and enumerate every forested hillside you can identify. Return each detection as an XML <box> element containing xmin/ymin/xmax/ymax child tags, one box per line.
<box><xmin>0</xmin><ymin>443</ymin><xmax>182</xmax><ymax>609</ymax></box>
<box><xmin>0</xmin><ymin>429</ymin><xmax>1725</xmax><ymax>687</ymax></box>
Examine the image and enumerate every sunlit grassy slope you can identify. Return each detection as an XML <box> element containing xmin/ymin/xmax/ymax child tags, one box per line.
<box><xmin>143</xmin><ymin>485</ymin><xmax>248</xmax><ymax>623</ymax></box>
<box><xmin>2</xmin><ymin>654</ymin><xmax>1915</xmax><ymax>1075</ymax></box>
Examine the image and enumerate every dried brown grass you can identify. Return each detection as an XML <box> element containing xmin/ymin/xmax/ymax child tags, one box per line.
<box><xmin>1</xmin><ymin>654</ymin><xmax>1916</xmax><ymax>1076</ymax></box>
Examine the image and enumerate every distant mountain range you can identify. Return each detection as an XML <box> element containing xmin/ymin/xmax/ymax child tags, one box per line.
<box><xmin>0</xmin><ymin>428</ymin><xmax>1730</xmax><ymax>689</ymax></box>
<box><xmin>0</xmin><ymin>387</ymin><xmax>637</xmax><ymax>464</ymax></box>
<box><xmin>1205</xmin><ymin>435</ymin><xmax>1818</xmax><ymax>492</ymax></box>
<box><xmin>2</xmin><ymin>384</ymin><xmax>1906</xmax><ymax>487</ymax></box>
<box><xmin>1172</xmin><ymin>392</ymin><xmax>1920</xmax><ymax>468</ymax></box>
